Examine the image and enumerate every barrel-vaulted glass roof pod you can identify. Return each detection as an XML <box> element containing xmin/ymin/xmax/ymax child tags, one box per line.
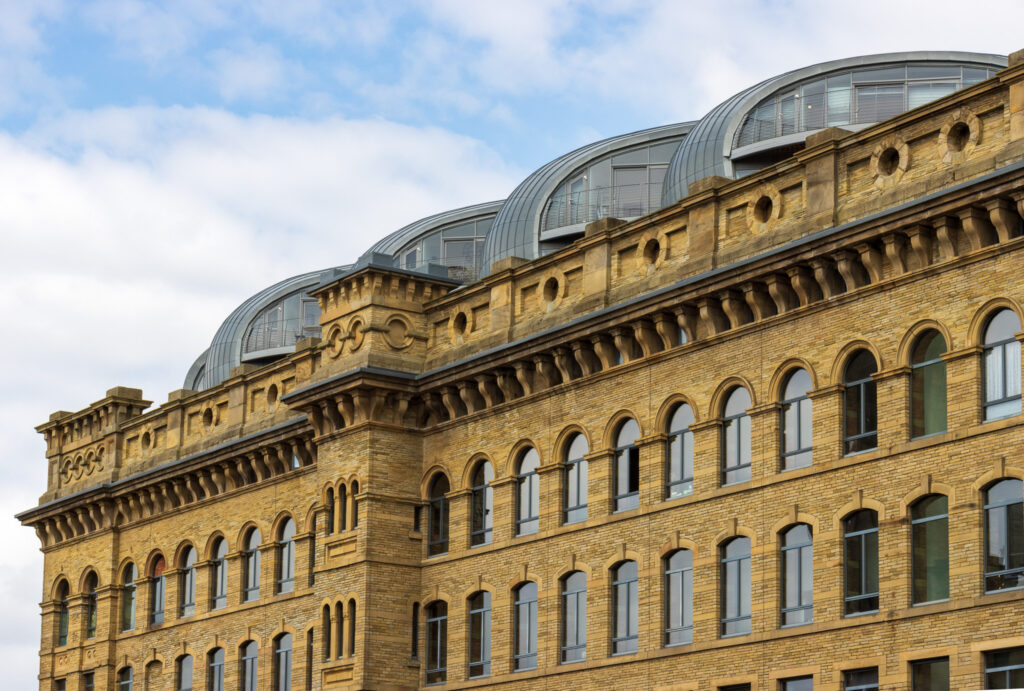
<box><xmin>660</xmin><ymin>52</ymin><xmax>1006</xmax><ymax>207</ymax></box>
<box><xmin>359</xmin><ymin>201</ymin><xmax>505</xmax><ymax>283</ymax></box>
<box><xmin>484</xmin><ymin>122</ymin><xmax>695</xmax><ymax>271</ymax></box>
<box><xmin>184</xmin><ymin>267</ymin><xmax>349</xmax><ymax>391</ymax></box>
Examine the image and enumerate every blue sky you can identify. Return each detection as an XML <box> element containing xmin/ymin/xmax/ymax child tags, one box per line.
<box><xmin>1</xmin><ymin>1</ymin><xmax>1022</xmax><ymax>687</ymax></box>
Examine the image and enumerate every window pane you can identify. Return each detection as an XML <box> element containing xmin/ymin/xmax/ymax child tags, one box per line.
<box><xmin>911</xmin><ymin>658</ymin><xmax>949</xmax><ymax>691</ymax></box>
<box><xmin>912</xmin><ymin>510</ymin><xmax>949</xmax><ymax>603</ymax></box>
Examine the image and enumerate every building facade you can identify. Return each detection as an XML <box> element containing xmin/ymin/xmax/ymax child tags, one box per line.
<box><xmin>18</xmin><ymin>49</ymin><xmax>1024</xmax><ymax>691</ymax></box>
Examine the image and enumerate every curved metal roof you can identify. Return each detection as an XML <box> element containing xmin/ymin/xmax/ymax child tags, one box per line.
<box><xmin>184</xmin><ymin>266</ymin><xmax>349</xmax><ymax>390</ymax></box>
<box><xmin>360</xmin><ymin>200</ymin><xmax>506</xmax><ymax>260</ymax></box>
<box><xmin>483</xmin><ymin>121</ymin><xmax>696</xmax><ymax>270</ymax></box>
<box><xmin>660</xmin><ymin>51</ymin><xmax>1007</xmax><ymax>207</ymax></box>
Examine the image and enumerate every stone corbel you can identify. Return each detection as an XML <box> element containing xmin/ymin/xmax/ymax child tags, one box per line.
<box><xmin>785</xmin><ymin>266</ymin><xmax>821</xmax><ymax>306</ymax></box>
<box><xmin>571</xmin><ymin>341</ymin><xmax>601</xmax><ymax>376</ymax></box>
<box><xmin>590</xmin><ymin>333</ymin><xmax>620</xmax><ymax>369</ymax></box>
<box><xmin>832</xmin><ymin>249</ymin><xmax>870</xmax><ymax>290</ymax></box>
<box><xmin>496</xmin><ymin>369</ymin><xmax>524</xmax><ymax>400</ymax></box>
<box><xmin>423</xmin><ymin>392</ymin><xmax>448</xmax><ymax>425</ymax></box>
<box><xmin>696</xmin><ymin>296</ymin><xmax>730</xmax><ymax>336</ymax></box>
<box><xmin>764</xmin><ymin>273</ymin><xmax>799</xmax><ymax>313</ymax></box>
<box><xmin>957</xmin><ymin>206</ymin><xmax>997</xmax><ymax>251</ymax></box>
<box><xmin>336</xmin><ymin>394</ymin><xmax>355</xmax><ymax>427</ymax></box>
<box><xmin>882</xmin><ymin>234</ymin><xmax>908</xmax><ymax>276</ymax></box>
<box><xmin>440</xmin><ymin>386</ymin><xmax>465</xmax><ymax>419</ymax></box>
<box><xmin>513</xmin><ymin>361</ymin><xmax>538</xmax><ymax>395</ymax></box>
<box><xmin>903</xmin><ymin>224</ymin><xmax>934</xmax><ymax>271</ymax></box>
<box><xmin>741</xmin><ymin>282</ymin><xmax>777</xmax><ymax>320</ymax></box>
<box><xmin>391</xmin><ymin>393</ymin><xmax>412</xmax><ymax>425</ymax></box>
<box><xmin>854</xmin><ymin>242</ymin><xmax>884</xmax><ymax>284</ymax></box>
<box><xmin>611</xmin><ymin>326</ymin><xmax>638</xmax><ymax>362</ymax></box>
<box><xmin>533</xmin><ymin>353</ymin><xmax>562</xmax><ymax>388</ymax></box>
<box><xmin>632</xmin><ymin>319</ymin><xmax>663</xmax><ymax>356</ymax></box>
<box><xmin>652</xmin><ymin>312</ymin><xmax>680</xmax><ymax>349</ymax></box>
<box><xmin>475</xmin><ymin>374</ymin><xmax>505</xmax><ymax>408</ymax></box>
<box><xmin>718</xmin><ymin>289</ymin><xmax>752</xmax><ymax>327</ymax></box>
<box><xmin>674</xmin><ymin>304</ymin><xmax>699</xmax><ymax>343</ymax></box>
<box><xmin>985</xmin><ymin>198</ymin><xmax>1022</xmax><ymax>243</ymax></box>
<box><xmin>458</xmin><ymin>380</ymin><xmax>485</xmax><ymax>414</ymax></box>
<box><xmin>931</xmin><ymin>215</ymin><xmax>960</xmax><ymax>261</ymax></box>
<box><xmin>552</xmin><ymin>346</ymin><xmax>579</xmax><ymax>382</ymax></box>
<box><xmin>809</xmin><ymin>258</ymin><xmax>845</xmax><ymax>298</ymax></box>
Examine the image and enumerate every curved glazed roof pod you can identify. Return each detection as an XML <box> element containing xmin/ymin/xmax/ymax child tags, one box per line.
<box><xmin>183</xmin><ymin>267</ymin><xmax>349</xmax><ymax>391</ymax></box>
<box><xmin>361</xmin><ymin>200</ymin><xmax>505</xmax><ymax>259</ymax></box>
<box><xmin>483</xmin><ymin>121</ymin><xmax>696</xmax><ymax>272</ymax></box>
<box><xmin>660</xmin><ymin>51</ymin><xmax>1006</xmax><ymax>206</ymax></box>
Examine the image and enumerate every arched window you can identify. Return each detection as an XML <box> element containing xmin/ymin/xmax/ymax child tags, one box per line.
<box><xmin>425</xmin><ymin>601</ymin><xmax>447</xmax><ymax>685</ymax></box>
<box><xmin>467</xmin><ymin>591</ymin><xmax>491</xmax><ymax>678</ymax></box>
<box><xmin>338</xmin><ymin>484</ymin><xmax>348</xmax><ymax>533</ymax></box>
<box><xmin>984</xmin><ymin>478</ymin><xmax>1024</xmax><ymax>592</ymax></box>
<box><xmin>427</xmin><ymin>475</ymin><xmax>450</xmax><ymax>556</ymax></box>
<box><xmin>720</xmin><ymin>537</ymin><xmax>751</xmax><ymax>636</ymax></box>
<box><xmin>911</xmin><ymin>331</ymin><xmax>948</xmax><ymax>438</ymax></box>
<box><xmin>614</xmin><ymin>419</ymin><xmax>641</xmax><ymax>512</ymax></box>
<box><xmin>411</xmin><ymin>603</ymin><xmax>420</xmax><ymax>659</ymax></box>
<box><xmin>666</xmin><ymin>404</ymin><xmax>695</xmax><ymax>498</ymax></box>
<box><xmin>561</xmin><ymin>571</ymin><xmax>587</xmax><ymax>663</ymax></box>
<box><xmin>207</xmin><ymin>648</ymin><xmax>225</xmax><ymax>691</ymax></box>
<box><xmin>843</xmin><ymin>510</ymin><xmax>879</xmax><ymax>614</ymax></box>
<box><xmin>179</xmin><ymin>547</ymin><xmax>197</xmax><ymax>617</ymax></box>
<box><xmin>56</xmin><ymin>579</ymin><xmax>69</xmax><ymax>646</ymax></box>
<box><xmin>470</xmin><ymin>461</ymin><xmax>494</xmax><ymax>547</ymax></box>
<box><xmin>321</xmin><ymin>605</ymin><xmax>332</xmax><ymax>659</ymax></box>
<box><xmin>563</xmin><ymin>434</ymin><xmax>589</xmax><ymax>523</ymax></box>
<box><xmin>84</xmin><ymin>572</ymin><xmax>98</xmax><ymax>639</ymax></box>
<box><xmin>347</xmin><ymin>599</ymin><xmax>356</xmax><ymax>657</ymax></box>
<box><xmin>611</xmin><ymin>561</ymin><xmax>639</xmax><ymax>654</ymax></box>
<box><xmin>210</xmin><ymin>538</ymin><xmax>228</xmax><ymax>610</ymax></box>
<box><xmin>117</xmin><ymin>666</ymin><xmax>133</xmax><ymax>691</ymax></box>
<box><xmin>150</xmin><ymin>555</ymin><xmax>166</xmax><ymax>625</ymax></box>
<box><xmin>984</xmin><ymin>309</ymin><xmax>1022</xmax><ymax>421</ymax></box>
<box><xmin>664</xmin><ymin>549</ymin><xmax>693</xmax><ymax>646</ymax></box>
<box><xmin>277</xmin><ymin>518</ymin><xmax>296</xmax><ymax>594</ymax></box>
<box><xmin>273</xmin><ymin>633</ymin><xmax>292</xmax><ymax>691</ymax></box>
<box><xmin>780</xmin><ymin>369</ymin><xmax>813</xmax><ymax>469</ymax></box>
<box><xmin>516</xmin><ymin>448</ymin><xmax>540</xmax><ymax>536</ymax></box>
<box><xmin>176</xmin><ymin>655</ymin><xmax>193</xmax><ymax>691</ymax></box>
<box><xmin>911</xmin><ymin>495</ymin><xmax>949</xmax><ymax>603</ymax></box>
<box><xmin>780</xmin><ymin>524</ymin><xmax>813</xmax><ymax>626</ymax></box>
<box><xmin>843</xmin><ymin>350</ymin><xmax>878</xmax><ymax>454</ymax></box>
<box><xmin>513</xmin><ymin>582</ymin><xmax>538</xmax><ymax>670</ymax></box>
<box><xmin>240</xmin><ymin>641</ymin><xmax>258</xmax><ymax>691</ymax></box>
<box><xmin>334</xmin><ymin>601</ymin><xmax>344</xmax><ymax>659</ymax></box>
<box><xmin>351</xmin><ymin>481</ymin><xmax>360</xmax><ymax>529</ymax></box>
<box><xmin>121</xmin><ymin>563</ymin><xmax>137</xmax><ymax>632</ymax></box>
<box><xmin>243</xmin><ymin>528</ymin><xmax>261</xmax><ymax>602</ymax></box>
<box><xmin>722</xmin><ymin>387</ymin><xmax>752</xmax><ymax>485</ymax></box>
<box><xmin>325</xmin><ymin>488</ymin><xmax>335</xmax><ymax>536</ymax></box>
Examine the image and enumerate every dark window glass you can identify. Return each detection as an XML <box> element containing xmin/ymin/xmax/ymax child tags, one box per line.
<box><xmin>84</xmin><ymin>573</ymin><xmax>97</xmax><ymax>639</ymax></box>
<box><xmin>470</xmin><ymin>462</ymin><xmax>494</xmax><ymax>546</ymax></box>
<box><xmin>150</xmin><ymin>556</ymin><xmax>166</xmax><ymax>625</ymax></box>
<box><xmin>241</xmin><ymin>642</ymin><xmax>258</xmax><ymax>691</ymax></box>
<box><xmin>277</xmin><ymin>519</ymin><xmax>296</xmax><ymax>594</ymax></box>
<box><xmin>211</xmin><ymin>539</ymin><xmax>228</xmax><ymax>610</ymax></box>
<box><xmin>428</xmin><ymin>475</ymin><xmax>450</xmax><ymax>556</ymax></box>
<box><xmin>56</xmin><ymin>580</ymin><xmax>69</xmax><ymax>646</ymax></box>
<box><xmin>467</xmin><ymin>591</ymin><xmax>491</xmax><ymax>678</ymax></box>
<box><xmin>911</xmin><ymin>657</ymin><xmax>949</xmax><ymax>691</ymax></box>
<box><xmin>911</xmin><ymin>495</ymin><xmax>949</xmax><ymax>603</ymax></box>
<box><xmin>664</xmin><ymin>549</ymin><xmax>693</xmax><ymax>646</ymax></box>
<box><xmin>516</xmin><ymin>449</ymin><xmax>540</xmax><ymax>536</ymax></box>
<box><xmin>83</xmin><ymin>673</ymin><xmax>94</xmax><ymax>691</ymax></box>
<box><xmin>334</xmin><ymin>603</ymin><xmax>344</xmax><ymax>659</ymax></box>
<box><xmin>325</xmin><ymin>488</ymin><xmax>335</xmax><ymax>535</ymax></box>
<box><xmin>117</xmin><ymin>667</ymin><xmax>133</xmax><ymax>691</ymax></box>
<box><xmin>121</xmin><ymin>564</ymin><xmax>137</xmax><ymax>631</ymax></box>
<box><xmin>911</xmin><ymin>331</ymin><xmax>948</xmax><ymax>437</ymax></box>
<box><xmin>425</xmin><ymin>601</ymin><xmax>447</xmax><ymax>685</ymax></box>
<box><xmin>614</xmin><ymin>420</ymin><xmax>641</xmax><ymax>512</ymax></box>
<box><xmin>721</xmin><ymin>537</ymin><xmax>751</xmax><ymax>636</ymax></box>
<box><xmin>179</xmin><ymin>547</ymin><xmax>197</xmax><ymax>617</ymax></box>
<box><xmin>514</xmin><ymin>582</ymin><xmax>538</xmax><ymax>670</ymax></box>
<box><xmin>612</xmin><ymin>561</ymin><xmax>639</xmax><ymax>654</ymax></box>
<box><xmin>985</xmin><ymin>647</ymin><xmax>1024</xmax><ymax>689</ymax></box>
<box><xmin>984</xmin><ymin>310</ymin><xmax>1022</xmax><ymax>421</ymax></box>
<box><xmin>563</xmin><ymin>434</ymin><xmax>589</xmax><ymax>524</ymax></box>
<box><xmin>338</xmin><ymin>484</ymin><xmax>347</xmax><ymax>532</ymax></box>
<box><xmin>781</xmin><ymin>369</ymin><xmax>813</xmax><ymax>470</ymax></box>
<box><xmin>843</xmin><ymin>510</ymin><xmax>879</xmax><ymax>614</ymax></box>
<box><xmin>411</xmin><ymin>603</ymin><xmax>419</xmax><ymax>658</ymax></box>
<box><xmin>351</xmin><ymin>482</ymin><xmax>359</xmax><ymax>529</ymax></box>
<box><xmin>780</xmin><ymin>524</ymin><xmax>813</xmax><ymax>626</ymax></box>
<box><xmin>781</xmin><ymin>677</ymin><xmax>813</xmax><ymax>691</ymax></box>
<box><xmin>984</xmin><ymin>479</ymin><xmax>1024</xmax><ymax>592</ymax></box>
<box><xmin>321</xmin><ymin>605</ymin><xmax>332</xmax><ymax>659</ymax></box>
<box><xmin>273</xmin><ymin>634</ymin><xmax>292</xmax><ymax>691</ymax></box>
<box><xmin>722</xmin><ymin>388</ymin><xmax>752</xmax><ymax>485</ymax></box>
<box><xmin>843</xmin><ymin>351</ymin><xmax>878</xmax><ymax>454</ymax></box>
<box><xmin>721</xmin><ymin>686</ymin><xmax>751</xmax><ymax>691</ymax></box>
<box><xmin>243</xmin><ymin>529</ymin><xmax>261</xmax><ymax>602</ymax></box>
<box><xmin>666</xmin><ymin>404</ymin><xmax>695</xmax><ymax>498</ymax></box>
<box><xmin>347</xmin><ymin>600</ymin><xmax>356</xmax><ymax>657</ymax></box>
<box><xmin>207</xmin><ymin>648</ymin><xmax>224</xmax><ymax>691</ymax></box>
<box><xmin>55</xmin><ymin>680</ymin><xmax>65</xmax><ymax>691</ymax></box>
<box><xmin>561</xmin><ymin>572</ymin><xmax>587</xmax><ymax>663</ymax></box>
<box><xmin>844</xmin><ymin>668</ymin><xmax>878</xmax><ymax>691</ymax></box>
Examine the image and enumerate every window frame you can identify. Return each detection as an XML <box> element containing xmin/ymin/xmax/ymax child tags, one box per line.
<box><xmin>780</xmin><ymin>524</ymin><xmax>814</xmax><ymax>627</ymax></box>
<box><xmin>843</xmin><ymin>510</ymin><xmax>879</xmax><ymax>615</ymax></box>
<box><xmin>613</xmin><ymin>420</ymin><xmax>641</xmax><ymax>512</ymax></box>
<box><xmin>121</xmin><ymin>563</ymin><xmax>137</xmax><ymax>632</ymax></box>
<box><xmin>983</xmin><ymin>478</ymin><xmax>1024</xmax><ymax>593</ymax></box>
<box><xmin>721</xmin><ymin>388</ymin><xmax>753</xmax><ymax>486</ymax></box>
<box><xmin>467</xmin><ymin>591</ymin><xmax>491</xmax><ymax>679</ymax></box>
<box><xmin>207</xmin><ymin>648</ymin><xmax>225</xmax><ymax>691</ymax></box>
<box><xmin>56</xmin><ymin>580</ymin><xmax>69</xmax><ymax>646</ymax></box>
<box><xmin>243</xmin><ymin>529</ymin><xmax>261</xmax><ymax>603</ymax></box>
<box><xmin>240</xmin><ymin>641</ymin><xmax>258</xmax><ymax>691</ymax></box>
<box><xmin>513</xmin><ymin>582</ymin><xmax>539</xmax><ymax>671</ymax></box>
<box><xmin>470</xmin><ymin>462</ymin><xmax>494</xmax><ymax>547</ymax></box>
<box><xmin>425</xmin><ymin>601</ymin><xmax>448</xmax><ymax>685</ymax></box>
<box><xmin>560</xmin><ymin>571</ymin><xmax>587</xmax><ymax>663</ymax></box>
<box><xmin>780</xmin><ymin>369</ymin><xmax>813</xmax><ymax>470</ymax></box>
<box><xmin>427</xmin><ymin>475</ymin><xmax>450</xmax><ymax>557</ymax></box>
<box><xmin>150</xmin><ymin>556</ymin><xmax>166</xmax><ymax>626</ymax></box>
<box><xmin>984</xmin><ymin>647</ymin><xmax>1024</xmax><ymax>689</ymax></box>
<box><xmin>277</xmin><ymin>519</ymin><xmax>296</xmax><ymax>595</ymax></box>
<box><xmin>611</xmin><ymin>561</ymin><xmax>639</xmax><ymax>655</ymax></box>
<box><xmin>910</xmin><ymin>494</ymin><xmax>949</xmax><ymax>604</ymax></box>
<box><xmin>210</xmin><ymin>539</ymin><xmax>228</xmax><ymax>610</ymax></box>
<box><xmin>666</xmin><ymin>404</ymin><xmax>695</xmax><ymax>499</ymax></box>
<box><xmin>910</xmin><ymin>331</ymin><xmax>948</xmax><ymax>439</ymax></box>
<box><xmin>843</xmin><ymin>667</ymin><xmax>878</xmax><ymax>691</ymax></box>
<box><xmin>179</xmin><ymin>547</ymin><xmax>197</xmax><ymax>618</ymax></box>
<box><xmin>720</xmin><ymin>537</ymin><xmax>752</xmax><ymax>637</ymax></box>
<box><xmin>843</xmin><ymin>351</ymin><xmax>879</xmax><ymax>455</ymax></box>
<box><xmin>983</xmin><ymin>309</ymin><xmax>1023</xmax><ymax>421</ymax></box>
<box><xmin>84</xmin><ymin>572</ymin><xmax>98</xmax><ymax>640</ymax></box>
<box><xmin>563</xmin><ymin>434</ymin><xmax>589</xmax><ymax>524</ymax></box>
<box><xmin>664</xmin><ymin>549</ymin><xmax>693</xmax><ymax>646</ymax></box>
<box><xmin>516</xmin><ymin>449</ymin><xmax>541</xmax><ymax>536</ymax></box>
<box><xmin>910</xmin><ymin>656</ymin><xmax>949</xmax><ymax>691</ymax></box>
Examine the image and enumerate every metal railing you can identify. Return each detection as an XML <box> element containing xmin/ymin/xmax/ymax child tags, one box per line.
<box><xmin>243</xmin><ymin>318</ymin><xmax>321</xmax><ymax>355</ymax></box>
<box><xmin>542</xmin><ymin>182</ymin><xmax>664</xmax><ymax>232</ymax></box>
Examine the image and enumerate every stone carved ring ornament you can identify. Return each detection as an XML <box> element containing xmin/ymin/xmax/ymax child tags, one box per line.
<box><xmin>635</xmin><ymin>228</ymin><xmax>669</xmax><ymax>275</ymax></box>
<box><xmin>448</xmin><ymin>306</ymin><xmax>474</xmax><ymax>345</ymax></box>
<box><xmin>871</xmin><ymin>135</ymin><xmax>910</xmax><ymax>189</ymax></box>
<box><xmin>539</xmin><ymin>268</ymin><xmax>568</xmax><ymax>311</ymax></box>
<box><xmin>383</xmin><ymin>314</ymin><xmax>414</xmax><ymax>350</ymax></box>
<box><xmin>938</xmin><ymin>108</ymin><xmax>982</xmax><ymax>164</ymax></box>
<box><xmin>746</xmin><ymin>183</ymin><xmax>782</xmax><ymax>231</ymax></box>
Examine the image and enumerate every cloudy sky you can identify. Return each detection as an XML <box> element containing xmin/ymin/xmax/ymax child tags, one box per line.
<box><xmin>0</xmin><ymin>0</ymin><xmax>1021</xmax><ymax>686</ymax></box>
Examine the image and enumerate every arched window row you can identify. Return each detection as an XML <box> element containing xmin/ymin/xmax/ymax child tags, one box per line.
<box><xmin>412</xmin><ymin>479</ymin><xmax>1022</xmax><ymax>682</ymax></box>
<box><xmin>321</xmin><ymin>598</ymin><xmax>358</xmax><ymax>661</ymax></box>
<box><xmin>113</xmin><ymin>640</ymin><xmax>279</xmax><ymax>691</ymax></box>
<box><xmin>323</xmin><ymin>478</ymin><xmax>361</xmax><ymax>536</ymax></box>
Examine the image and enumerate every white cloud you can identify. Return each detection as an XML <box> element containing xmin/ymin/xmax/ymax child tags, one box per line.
<box><xmin>208</xmin><ymin>41</ymin><xmax>304</xmax><ymax>102</ymax></box>
<box><xmin>0</xmin><ymin>106</ymin><xmax>520</xmax><ymax>689</ymax></box>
